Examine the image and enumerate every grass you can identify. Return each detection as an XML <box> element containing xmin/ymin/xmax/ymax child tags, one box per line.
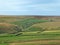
<box><xmin>11</xmin><ymin>18</ymin><xmax>48</xmax><ymax>30</ymax></box>
<box><xmin>0</xmin><ymin>30</ymin><xmax>60</xmax><ymax>44</ymax></box>
<box><xmin>32</xmin><ymin>22</ymin><xmax>60</xmax><ymax>30</ymax></box>
<box><xmin>0</xmin><ymin>16</ymin><xmax>60</xmax><ymax>45</ymax></box>
<box><xmin>0</xmin><ymin>43</ymin><xmax>8</xmax><ymax>45</ymax></box>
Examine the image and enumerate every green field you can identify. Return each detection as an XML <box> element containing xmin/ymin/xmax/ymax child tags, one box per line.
<box><xmin>0</xmin><ymin>16</ymin><xmax>60</xmax><ymax>45</ymax></box>
<box><xmin>0</xmin><ymin>30</ymin><xmax>60</xmax><ymax>45</ymax></box>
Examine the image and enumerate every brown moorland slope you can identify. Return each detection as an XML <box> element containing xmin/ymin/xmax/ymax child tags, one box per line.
<box><xmin>0</xmin><ymin>23</ymin><xmax>21</xmax><ymax>34</ymax></box>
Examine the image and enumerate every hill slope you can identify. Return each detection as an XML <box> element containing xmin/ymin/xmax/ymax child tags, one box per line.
<box><xmin>27</xmin><ymin>22</ymin><xmax>60</xmax><ymax>31</ymax></box>
<box><xmin>0</xmin><ymin>23</ymin><xmax>22</xmax><ymax>34</ymax></box>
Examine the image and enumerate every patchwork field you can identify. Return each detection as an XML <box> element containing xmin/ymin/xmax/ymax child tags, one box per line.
<box><xmin>0</xmin><ymin>16</ymin><xmax>60</xmax><ymax>45</ymax></box>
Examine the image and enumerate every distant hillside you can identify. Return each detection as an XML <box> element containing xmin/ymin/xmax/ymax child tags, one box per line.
<box><xmin>34</xmin><ymin>16</ymin><xmax>60</xmax><ymax>21</ymax></box>
<box><xmin>0</xmin><ymin>16</ymin><xmax>60</xmax><ymax>23</ymax></box>
<box><xmin>0</xmin><ymin>16</ymin><xmax>60</xmax><ymax>33</ymax></box>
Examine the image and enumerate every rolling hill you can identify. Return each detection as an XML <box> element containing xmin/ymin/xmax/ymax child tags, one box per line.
<box><xmin>28</xmin><ymin>22</ymin><xmax>60</xmax><ymax>31</ymax></box>
<box><xmin>0</xmin><ymin>16</ymin><xmax>60</xmax><ymax>45</ymax></box>
<box><xmin>0</xmin><ymin>23</ymin><xmax>22</xmax><ymax>34</ymax></box>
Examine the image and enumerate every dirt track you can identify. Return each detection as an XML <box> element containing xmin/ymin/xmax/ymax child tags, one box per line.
<box><xmin>10</xmin><ymin>40</ymin><xmax>60</xmax><ymax>45</ymax></box>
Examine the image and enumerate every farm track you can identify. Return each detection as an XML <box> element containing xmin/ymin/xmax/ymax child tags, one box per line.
<box><xmin>10</xmin><ymin>39</ymin><xmax>60</xmax><ymax>45</ymax></box>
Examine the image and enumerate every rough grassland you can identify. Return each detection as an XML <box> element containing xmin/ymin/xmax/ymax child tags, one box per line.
<box><xmin>32</xmin><ymin>22</ymin><xmax>60</xmax><ymax>30</ymax></box>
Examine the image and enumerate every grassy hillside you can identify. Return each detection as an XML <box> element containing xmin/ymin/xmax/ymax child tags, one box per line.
<box><xmin>0</xmin><ymin>16</ymin><xmax>60</xmax><ymax>45</ymax></box>
<box><xmin>0</xmin><ymin>16</ymin><xmax>49</xmax><ymax>36</ymax></box>
<box><xmin>0</xmin><ymin>23</ymin><xmax>22</xmax><ymax>35</ymax></box>
<box><xmin>28</xmin><ymin>22</ymin><xmax>60</xmax><ymax>31</ymax></box>
<box><xmin>11</xmin><ymin>18</ymin><xmax>48</xmax><ymax>30</ymax></box>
